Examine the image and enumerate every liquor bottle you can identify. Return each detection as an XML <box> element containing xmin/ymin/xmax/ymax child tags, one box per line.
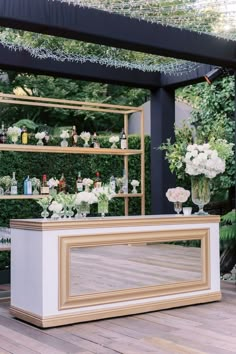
<box><xmin>10</xmin><ymin>172</ymin><xmax>18</xmax><ymax>195</ymax></box>
<box><xmin>0</xmin><ymin>122</ymin><xmax>7</xmax><ymax>144</ymax></box>
<box><xmin>71</xmin><ymin>125</ymin><xmax>78</xmax><ymax>147</ymax></box>
<box><xmin>109</xmin><ymin>175</ymin><xmax>116</xmax><ymax>193</ymax></box>
<box><xmin>120</xmin><ymin>128</ymin><xmax>127</xmax><ymax>149</ymax></box>
<box><xmin>76</xmin><ymin>171</ymin><xmax>83</xmax><ymax>192</ymax></box>
<box><xmin>23</xmin><ymin>176</ymin><xmax>32</xmax><ymax>195</ymax></box>
<box><xmin>42</xmin><ymin>124</ymin><xmax>50</xmax><ymax>145</ymax></box>
<box><xmin>94</xmin><ymin>171</ymin><xmax>102</xmax><ymax>189</ymax></box>
<box><xmin>122</xmin><ymin>169</ymin><xmax>128</xmax><ymax>194</ymax></box>
<box><xmin>40</xmin><ymin>174</ymin><xmax>50</xmax><ymax>195</ymax></box>
<box><xmin>58</xmin><ymin>173</ymin><xmax>66</xmax><ymax>193</ymax></box>
<box><xmin>21</xmin><ymin>126</ymin><xmax>28</xmax><ymax>145</ymax></box>
<box><xmin>92</xmin><ymin>132</ymin><xmax>100</xmax><ymax>148</ymax></box>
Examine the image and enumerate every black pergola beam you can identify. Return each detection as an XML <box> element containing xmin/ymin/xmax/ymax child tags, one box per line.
<box><xmin>160</xmin><ymin>65</ymin><xmax>215</xmax><ymax>88</ymax></box>
<box><xmin>0</xmin><ymin>44</ymin><xmax>161</xmax><ymax>89</ymax></box>
<box><xmin>0</xmin><ymin>0</ymin><xmax>236</xmax><ymax>69</ymax></box>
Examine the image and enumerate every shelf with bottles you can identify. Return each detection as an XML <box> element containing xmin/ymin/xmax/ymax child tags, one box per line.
<box><xmin>0</xmin><ymin>193</ymin><xmax>143</xmax><ymax>200</ymax></box>
<box><xmin>0</xmin><ymin>144</ymin><xmax>142</xmax><ymax>156</ymax></box>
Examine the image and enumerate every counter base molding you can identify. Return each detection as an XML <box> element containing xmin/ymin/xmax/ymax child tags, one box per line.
<box><xmin>10</xmin><ymin>291</ymin><xmax>222</xmax><ymax>328</ymax></box>
<box><xmin>10</xmin><ymin>215</ymin><xmax>221</xmax><ymax>328</ymax></box>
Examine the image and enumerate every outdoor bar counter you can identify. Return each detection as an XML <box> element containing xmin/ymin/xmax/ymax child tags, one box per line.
<box><xmin>10</xmin><ymin>215</ymin><xmax>221</xmax><ymax>328</ymax></box>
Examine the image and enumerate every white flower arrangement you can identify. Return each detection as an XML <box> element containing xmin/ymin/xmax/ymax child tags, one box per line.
<box><xmin>31</xmin><ymin>177</ymin><xmax>41</xmax><ymax>188</ymax></box>
<box><xmin>47</xmin><ymin>177</ymin><xmax>59</xmax><ymax>188</ymax></box>
<box><xmin>7</xmin><ymin>126</ymin><xmax>21</xmax><ymax>137</ymax></box>
<box><xmin>35</xmin><ymin>131</ymin><xmax>46</xmax><ymax>140</ymax></box>
<box><xmin>48</xmin><ymin>200</ymin><xmax>63</xmax><ymax>213</ymax></box>
<box><xmin>0</xmin><ymin>176</ymin><xmax>11</xmax><ymax>188</ymax></box>
<box><xmin>166</xmin><ymin>187</ymin><xmax>190</xmax><ymax>203</ymax></box>
<box><xmin>75</xmin><ymin>191</ymin><xmax>97</xmax><ymax>205</ymax></box>
<box><xmin>184</xmin><ymin>144</ymin><xmax>226</xmax><ymax>179</ymax></box>
<box><xmin>109</xmin><ymin>136</ymin><xmax>119</xmax><ymax>143</ymax></box>
<box><xmin>131</xmin><ymin>179</ymin><xmax>140</xmax><ymax>187</ymax></box>
<box><xmin>60</xmin><ymin>130</ymin><xmax>69</xmax><ymax>139</ymax></box>
<box><xmin>92</xmin><ymin>185</ymin><xmax>115</xmax><ymax>202</ymax></box>
<box><xmin>80</xmin><ymin>131</ymin><xmax>91</xmax><ymax>140</ymax></box>
<box><xmin>82</xmin><ymin>178</ymin><xmax>93</xmax><ymax>186</ymax></box>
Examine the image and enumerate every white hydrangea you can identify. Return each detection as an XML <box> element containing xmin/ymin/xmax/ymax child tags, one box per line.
<box><xmin>184</xmin><ymin>144</ymin><xmax>226</xmax><ymax>178</ymax></box>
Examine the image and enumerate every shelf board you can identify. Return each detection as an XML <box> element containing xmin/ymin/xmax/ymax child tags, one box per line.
<box><xmin>0</xmin><ymin>195</ymin><xmax>46</xmax><ymax>200</ymax></box>
<box><xmin>0</xmin><ymin>144</ymin><xmax>142</xmax><ymax>156</ymax></box>
<box><xmin>0</xmin><ymin>193</ymin><xmax>143</xmax><ymax>200</ymax></box>
<box><xmin>0</xmin><ymin>247</ymin><xmax>11</xmax><ymax>251</ymax></box>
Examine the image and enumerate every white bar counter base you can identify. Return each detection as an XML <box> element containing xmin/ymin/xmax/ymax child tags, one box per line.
<box><xmin>10</xmin><ymin>215</ymin><xmax>221</xmax><ymax>328</ymax></box>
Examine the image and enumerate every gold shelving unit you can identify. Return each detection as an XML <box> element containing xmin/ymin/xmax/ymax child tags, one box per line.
<box><xmin>0</xmin><ymin>93</ymin><xmax>145</xmax><ymax>215</ymax></box>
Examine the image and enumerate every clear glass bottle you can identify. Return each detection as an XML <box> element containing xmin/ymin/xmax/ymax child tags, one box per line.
<box><xmin>120</xmin><ymin>128</ymin><xmax>127</xmax><ymax>149</ymax></box>
<box><xmin>109</xmin><ymin>175</ymin><xmax>116</xmax><ymax>193</ymax></box>
<box><xmin>92</xmin><ymin>132</ymin><xmax>100</xmax><ymax>148</ymax></box>
<box><xmin>71</xmin><ymin>125</ymin><xmax>78</xmax><ymax>147</ymax></box>
<box><xmin>76</xmin><ymin>171</ymin><xmax>83</xmax><ymax>192</ymax></box>
<box><xmin>10</xmin><ymin>172</ymin><xmax>18</xmax><ymax>195</ymax></box>
<box><xmin>40</xmin><ymin>174</ymin><xmax>49</xmax><ymax>195</ymax></box>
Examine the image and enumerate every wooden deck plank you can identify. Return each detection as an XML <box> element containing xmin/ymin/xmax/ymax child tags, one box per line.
<box><xmin>0</xmin><ymin>282</ymin><xmax>235</xmax><ymax>353</ymax></box>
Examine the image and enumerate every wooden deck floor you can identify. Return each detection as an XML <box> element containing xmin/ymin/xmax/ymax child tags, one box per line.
<box><xmin>0</xmin><ymin>281</ymin><xmax>235</xmax><ymax>354</ymax></box>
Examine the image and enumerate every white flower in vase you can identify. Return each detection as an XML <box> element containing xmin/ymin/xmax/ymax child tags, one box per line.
<box><xmin>60</xmin><ymin>130</ymin><xmax>69</xmax><ymax>147</ymax></box>
<box><xmin>130</xmin><ymin>179</ymin><xmax>140</xmax><ymax>194</ymax></box>
<box><xmin>109</xmin><ymin>135</ymin><xmax>119</xmax><ymax>149</ymax></box>
<box><xmin>47</xmin><ymin>177</ymin><xmax>59</xmax><ymax>195</ymax></box>
<box><xmin>92</xmin><ymin>185</ymin><xmax>115</xmax><ymax>217</ymax></box>
<box><xmin>31</xmin><ymin>177</ymin><xmax>41</xmax><ymax>195</ymax></box>
<box><xmin>49</xmin><ymin>201</ymin><xmax>63</xmax><ymax>219</ymax></box>
<box><xmin>35</xmin><ymin>131</ymin><xmax>46</xmax><ymax>146</ymax></box>
<box><xmin>80</xmin><ymin>131</ymin><xmax>91</xmax><ymax>147</ymax></box>
<box><xmin>75</xmin><ymin>191</ymin><xmax>97</xmax><ymax>218</ymax></box>
<box><xmin>82</xmin><ymin>178</ymin><xmax>93</xmax><ymax>191</ymax></box>
<box><xmin>7</xmin><ymin>126</ymin><xmax>21</xmax><ymax>144</ymax></box>
<box><xmin>166</xmin><ymin>187</ymin><xmax>190</xmax><ymax>215</ymax></box>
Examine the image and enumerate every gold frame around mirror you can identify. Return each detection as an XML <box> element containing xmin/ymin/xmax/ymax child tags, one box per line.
<box><xmin>59</xmin><ymin>228</ymin><xmax>210</xmax><ymax>310</ymax></box>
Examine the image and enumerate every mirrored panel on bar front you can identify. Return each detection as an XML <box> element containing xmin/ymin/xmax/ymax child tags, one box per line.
<box><xmin>69</xmin><ymin>241</ymin><xmax>202</xmax><ymax>296</ymax></box>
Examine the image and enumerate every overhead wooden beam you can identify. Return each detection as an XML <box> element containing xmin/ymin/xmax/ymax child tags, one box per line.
<box><xmin>160</xmin><ymin>64</ymin><xmax>215</xmax><ymax>88</ymax></box>
<box><xmin>0</xmin><ymin>44</ymin><xmax>160</xmax><ymax>89</ymax></box>
<box><xmin>0</xmin><ymin>0</ymin><xmax>236</xmax><ymax>69</ymax></box>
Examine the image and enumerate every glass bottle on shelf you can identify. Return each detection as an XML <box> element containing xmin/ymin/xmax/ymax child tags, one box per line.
<box><xmin>21</xmin><ymin>126</ymin><xmax>28</xmax><ymax>145</ymax></box>
<box><xmin>0</xmin><ymin>122</ymin><xmax>7</xmax><ymax>144</ymax></box>
<box><xmin>76</xmin><ymin>171</ymin><xmax>83</xmax><ymax>192</ymax></box>
<box><xmin>40</xmin><ymin>174</ymin><xmax>50</xmax><ymax>195</ymax></box>
<box><xmin>109</xmin><ymin>175</ymin><xmax>116</xmax><ymax>193</ymax></box>
<box><xmin>10</xmin><ymin>172</ymin><xmax>18</xmax><ymax>195</ymax></box>
<box><xmin>58</xmin><ymin>173</ymin><xmax>66</xmax><ymax>193</ymax></box>
<box><xmin>71</xmin><ymin>125</ymin><xmax>78</xmax><ymax>147</ymax></box>
<box><xmin>23</xmin><ymin>176</ymin><xmax>32</xmax><ymax>195</ymax></box>
<box><xmin>122</xmin><ymin>169</ymin><xmax>128</xmax><ymax>194</ymax></box>
<box><xmin>120</xmin><ymin>128</ymin><xmax>127</xmax><ymax>149</ymax></box>
<box><xmin>42</xmin><ymin>124</ymin><xmax>50</xmax><ymax>145</ymax></box>
<box><xmin>94</xmin><ymin>171</ymin><xmax>102</xmax><ymax>189</ymax></box>
<box><xmin>91</xmin><ymin>132</ymin><xmax>100</xmax><ymax>148</ymax></box>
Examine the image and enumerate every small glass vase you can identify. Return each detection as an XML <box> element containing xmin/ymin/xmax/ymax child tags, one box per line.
<box><xmin>174</xmin><ymin>201</ymin><xmax>182</xmax><ymax>214</ymax></box>
<box><xmin>37</xmin><ymin>138</ymin><xmax>44</xmax><ymax>146</ymax></box>
<box><xmin>83</xmin><ymin>139</ymin><xmax>90</xmax><ymax>148</ymax></box>
<box><xmin>33</xmin><ymin>186</ymin><xmax>39</xmax><ymax>195</ymax></box>
<box><xmin>11</xmin><ymin>135</ymin><xmax>19</xmax><ymax>144</ymax></box>
<box><xmin>111</xmin><ymin>142</ymin><xmax>118</xmax><ymax>149</ymax></box>
<box><xmin>131</xmin><ymin>186</ymin><xmax>138</xmax><ymax>194</ymax></box>
<box><xmin>191</xmin><ymin>176</ymin><xmax>210</xmax><ymax>215</ymax></box>
<box><xmin>51</xmin><ymin>210</ymin><xmax>61</xmax><ymax>220</ymax></box>
<box><xmin>41</xmin><ymin>206</ymin><xmax>49</xmax><ymax>219</ymax></box>
<box><xmin>61</xmin><ymin>138</ymin><xmax>68</xmax><ymax>147</ymax></box>
<box><xmin>79</xmin><ymin>201</ymin><xmax>90</xmax><ymax>218</ymax></box>
<box><xmin>98</xmin><ymin>199</ymin><xmax>109</xmax><ymax>218</ymax></box>
<box><xmin>66</xmin><ymin>205</ymin><xmax>74</xmax><ymax>219</ymax></box>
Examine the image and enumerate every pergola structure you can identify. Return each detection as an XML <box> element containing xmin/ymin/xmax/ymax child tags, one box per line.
<box><xmin>0</xmin><ymin>0</ymin><xmax>235</xmax><ymax>213</ymax></box>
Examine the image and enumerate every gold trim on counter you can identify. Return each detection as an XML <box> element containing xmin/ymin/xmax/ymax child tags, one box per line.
<box><xmin>59</xmin><ymin>228</ymin><xmax>210</xmax><ymax>310</ymax></box>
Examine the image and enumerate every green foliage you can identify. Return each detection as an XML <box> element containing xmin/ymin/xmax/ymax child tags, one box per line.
<box><xmin>14</xmin><ymin>119</ymin><xmax>39</xmax><ymax>131</ymax></box>
<box><xmin>0</xmin><ymin>251</ymin><xmax>10</xmax><ymax>270</ymax></box>
<box><xmin>220</xmin><ymin>210</ymin><xmax>236</xmax><ymax>242</ymax></box>
<box><xmin>0</xmin><ymin>136</ymin><xmax>151</xmax><ymax>226</ymax></box>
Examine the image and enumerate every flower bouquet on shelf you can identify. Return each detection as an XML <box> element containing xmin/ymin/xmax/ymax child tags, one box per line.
<box><xmin>82</xmin><ymin>178</ymin><xmax>93</xmax><ymax>192</ymax></box>
<box><xmin>37</xmin><ymin>196</ymin><xmax>52</xmax><ymax>219</ymax></box>
<box><xmin>80</xmin><ymin>131</ymin><xmax>91</xmax><ymax>147</ymax></box>
<box><xmin>166</xmin><ymin>187</ymin><xmax>190</xmax><ymax>214</ymax></box>
<box><xmin>48</xmin><ymin>200</ymin><xmax>63</xmax><ymax>220</ymax></box>
<box><xmin>47</xmin><ymin>177</ymin><xmax>59</xmax><ymax>196</ymax></box>
<box><xmin>1</xmin><ymin>176</ymin><xmax>11</xmax><ymax>195</ymax></box>
<box><xmin>35</xmin><ymin>131</ymin><xmax>46</xmax><ymax>146</ymax></box>
<box><xmin>55</xmin><ymin>193</ymin><xmax>76</xmax><ymax>219</ymax></box>
<box><xmin>7</xmin><ymin>126</ymin><xmax>21</xmax><ymax>144</ymax></box>
<box><xmin>130</xmin><ymin>179</ymin><xmax>140</xmax><ymax>194</ymax></box>
<box><xmin>109</xmin><ymin>135</ymin><xmax>119</xmax><ymax>149</ymax></box>
<box><xmin>92</xmin><ymin>185</ymin><xmax>115</xmax><ymax>217</ymax></box>
<box><xmin>31</xmin><ymin>177</ymin><xmax>41</xmax><ymax>195</ymax></box>
<box><xmin>60</xmin><ymin>130</ymin><xmax>69</xmax><ymax>147</ymax></box>
<box><xmin>75</xmin><ymin>191</ymin><xmax>97</xmax><ymax>218</ymax></box>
